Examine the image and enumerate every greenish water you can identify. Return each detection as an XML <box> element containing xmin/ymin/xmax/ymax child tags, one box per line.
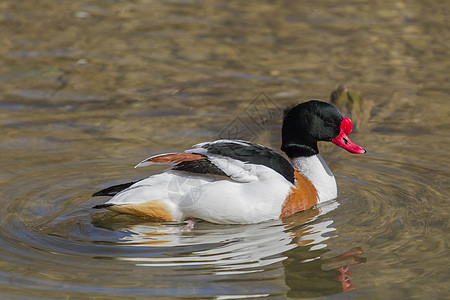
<box><xmin>0</xmin><ymin>0</ymin><xmax>448</xmax><ymax>298</ymax></box>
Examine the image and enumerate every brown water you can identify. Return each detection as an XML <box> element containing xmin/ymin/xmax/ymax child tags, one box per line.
<box><xmin>0</xmin><ymin>0</ymin><xmax>449</xmax><ymax>299</ymax></box>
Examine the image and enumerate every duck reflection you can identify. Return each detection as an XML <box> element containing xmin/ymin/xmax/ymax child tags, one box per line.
<box><xmin>91</xmin><ymin>200</ymin><xmax>365</xmax><ymax>296</ymax></box>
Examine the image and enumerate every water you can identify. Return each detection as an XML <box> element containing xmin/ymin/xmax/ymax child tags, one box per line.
<box><xmin>0</xmin><ymin>0</ymin><xmax>449</xmax><ymax>298</ymax></box>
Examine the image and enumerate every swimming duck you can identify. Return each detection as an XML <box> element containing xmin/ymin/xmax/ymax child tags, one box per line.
<box><xmin>93</xmin><ymin>100</ymin><xmax>365</xmax><ymax>224</ymax></box>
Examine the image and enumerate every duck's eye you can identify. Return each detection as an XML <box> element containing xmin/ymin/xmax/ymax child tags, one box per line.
<box><xmin>324</xmin><ymin>118</ymin><xmax>333</xmax><ymax>125</ymax></box>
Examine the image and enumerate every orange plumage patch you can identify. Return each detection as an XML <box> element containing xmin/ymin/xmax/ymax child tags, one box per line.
<box><xmin>108</xmin><ymin>201</ymin><xmax>175</xmax><ymax>221</ymax></box>
<box><xmin>280</xmin><ymin>170</ymin><xmax>318</xmax><ymax>218</ymax></box>
<box><xmin>146</xmin><ymin>153</ymin><xmax>205</xmax><ymax>164</ymax></box>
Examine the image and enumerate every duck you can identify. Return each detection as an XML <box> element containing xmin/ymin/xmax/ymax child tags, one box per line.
<box><xmin>92</xmin><ymin>100</ymin><xmax>365</xmax><ymax>224</ymax></box>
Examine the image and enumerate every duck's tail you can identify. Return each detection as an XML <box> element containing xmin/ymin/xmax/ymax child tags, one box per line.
<box><xmin>92</xmin><ymin>203</ymin><xmax>115</xmax><ymax>209</ymax></box>
<box><xmin>92</xmin><ymin>181</ymin><xmax>139</xmax><ymax>197</ymax></box>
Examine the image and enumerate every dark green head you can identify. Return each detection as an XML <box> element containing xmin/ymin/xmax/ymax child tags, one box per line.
<box><xmin>281</xmin><ymin>100</ymin><xmax>365</xmax><ymax>157</ymax></box>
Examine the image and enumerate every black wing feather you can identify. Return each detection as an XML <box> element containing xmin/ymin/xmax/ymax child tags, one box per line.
<box><xmin>172</xmin><ymin>159</ymin><xmax>228</xmax><ymax>177</ymax></box>
<box><xmin>200</xmin><ymin>141</ymin><xmax>295</xmax><ymax>184</ymax></box>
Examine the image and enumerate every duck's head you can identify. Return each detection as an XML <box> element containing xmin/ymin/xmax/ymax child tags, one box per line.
<box><xmin>281</xmin><ymin>100</ymin><xmax>366</xmax><ymax>157</ymax></box>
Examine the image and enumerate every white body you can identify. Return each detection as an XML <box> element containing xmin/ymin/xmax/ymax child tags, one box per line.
<box><xmin>108</xmin><ymin>164</ymin><xmax>293</xmax><ymax>224</ymax></box>
<box><xmin>105</xmin><ymin>141</ymin><xmax>337</xmax><ymax>224</ymax></box>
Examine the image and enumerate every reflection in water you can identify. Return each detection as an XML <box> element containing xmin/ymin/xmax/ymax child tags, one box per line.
<box><xmin>92</xmin><ymin>200</ymin><xmax>365</xmax><ymax>296</ymax></box>
<box><xmin>325</xmin><ymin>250</ymin><xmax>365</xmax><ymax>292</ymax></box>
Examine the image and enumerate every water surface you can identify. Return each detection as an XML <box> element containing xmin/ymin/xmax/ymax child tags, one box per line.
<box><xmin>0</xmin><ymin>0</ymin><xmax>449</xmax><ymax>298</ymax></box>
